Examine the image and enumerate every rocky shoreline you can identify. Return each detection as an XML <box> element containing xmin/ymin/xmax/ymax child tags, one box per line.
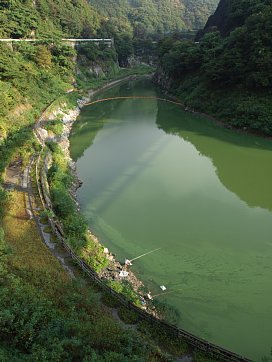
<box><xmin>37</xmin><ymin>75</ymin><xmax>159</xmax><ymax>316</ymax></box>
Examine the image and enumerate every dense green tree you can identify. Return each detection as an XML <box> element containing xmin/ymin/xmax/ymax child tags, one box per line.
<box><xmin>0</xmin><ymin>0</ymin><xmax>101</xmax><ymax>38</ymax></box>
<box><xmin>35</xmin><ymin>45</ymin><xmax>52</xmax><ymax>68</ymax></box>
<box><xmin>90</xmin><ymin>0</ymin><xmax>218</xmax><ymax>34</ymax></box>
<box><xmin>156</xmin><ymin>0</ymin><xmax>272</xmax><ymax>134</ymax></box>
<box><xmin>115</xmin><ymin>34</ymin><xmax>134</xmax><ymax>66</ymax></box>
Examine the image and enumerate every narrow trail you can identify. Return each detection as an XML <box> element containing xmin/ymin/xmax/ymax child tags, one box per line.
<box><xmin>3</xmin><ymin>158</ymin><xmax>77</xmax><ymax>279</ymax></box>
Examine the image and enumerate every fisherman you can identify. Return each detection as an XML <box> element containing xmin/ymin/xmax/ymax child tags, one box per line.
<box><xmin>140</xmin><ymin>296</ymin><xmax>147</xmax><ymax>308</ymax></box>
<box><xmin>147</xmin><ymin>291</ymin><xmax>153</xmax><ymax>300</ymax></box>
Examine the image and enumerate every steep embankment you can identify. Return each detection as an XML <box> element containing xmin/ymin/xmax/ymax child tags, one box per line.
<box><xmin>155</xmin><ymin>0</ymin><xmax>272</xmax><ymax>135</ymax></box>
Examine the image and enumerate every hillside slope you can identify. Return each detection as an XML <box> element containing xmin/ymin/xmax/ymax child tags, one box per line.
<box><xmin>90</xmin><ymin>0</ymin><xmax>219</xmax><ymax>35</ymax></box>
<box><xmin>0</xmin><ymin>0</ymin><xmax>100</xmax><ymax>38</ymax></box>
<box><xmin>198</xmin><ymin>0</ymin><xmax>271</xmax><ymax>37</ymax></box>
<box><xmin>155</xmin><ymin>0</ymin><xmax>272</xmax><ymax>134</ymax></box>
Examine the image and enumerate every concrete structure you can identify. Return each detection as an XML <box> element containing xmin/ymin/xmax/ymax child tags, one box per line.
<box><xmin>0</xmin><ymin>38</ymin><xmax>114</xmax><ymax>48</ymax></box>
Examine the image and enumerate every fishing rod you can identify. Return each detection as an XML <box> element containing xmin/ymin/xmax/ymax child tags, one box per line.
<box><xmin>130</xmin><ymin>248</ymin><xmax>161</xmax><ymax>262</ymax></box>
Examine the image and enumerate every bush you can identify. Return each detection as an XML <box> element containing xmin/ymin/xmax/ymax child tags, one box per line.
<box><xmin>44</xmin><ymin>119</ymin><xmax>64</xmax><ymax>136</ymax></box>
<box><xmin>51</xmin><ymin>187</ymin><xmax>75</xmax><ymax>218</ymax></box>
<box><xmin>63</xmin><ymin>213</ymin><xmax>88</xmax><ymax>237</ymax></box>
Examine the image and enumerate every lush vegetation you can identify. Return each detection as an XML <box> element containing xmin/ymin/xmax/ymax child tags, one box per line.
<box><xmin>0</xmin><ymin>0</ymin><xmax>100</xmax><ymax>38</ymax></box>
<box><xmin>88</xmin><ymin>0</ymin><xmax>218</xmax><ymax>65</ymax></box>
<box><xmin>156</xmin><ymin>0</ymin><xmax>272</xmax><ymax>134</ymax></box>
<box><xmin>76</xmin><ymin>42</ymin><xmax>154</xmax><ymax>90</ymax></box>
<box><xmin>90</xmin><ymin>0</ymin><xmax>218</xmax><ymax>34</ymax></box>
<box><xmin>200</xmin><ymin>0</ymin><xmax>271</xmax><ymax>37</ymax></box>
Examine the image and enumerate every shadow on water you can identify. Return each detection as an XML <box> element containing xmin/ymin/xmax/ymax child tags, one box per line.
<box><xmin>71</xmin><ymin>78</ymin><xmax>272</xmax><ymax>212</ymax></box>
<box><xmin>72</xmin><ymin>78</ymin><xmax>272</xmax><ymax>212</ymax></box>
<box><xmin>156</xmin><ymin>101</ymin><xmax>272</xmax><ymax>211</ymax></box>
<box><xmin>70</xmin><ymin>79</ymin><xmax>172</xmax><ymax>218</ymax></box>
<box><xmin>70</xmin><ymin>79</ymin><xmax>161</xmax><ymax>161</ymax></box>
<box><xmin>70</xmin><ymin>100</ymin><xmax>122</xmax><ymax>161</ymax></box>
<box><xmin>72</xmin><ymin>98</ymin><xmax>172</xmax><ymax>217</ymax></box>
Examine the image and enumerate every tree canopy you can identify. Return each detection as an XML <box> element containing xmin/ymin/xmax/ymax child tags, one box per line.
<box><xmin>156</xmin><ymin>0</ymin><xmax>272</xmax><ymax>134</ymax></box>
<box><xmin>0</xmin><ymin>0</ymin><xmax>101</xmax><ymax>38</ymax></box>
<box><xmin>90</xmin><ymin>0</ymin><xmax>218</xmax><ymax>37</ymax></box>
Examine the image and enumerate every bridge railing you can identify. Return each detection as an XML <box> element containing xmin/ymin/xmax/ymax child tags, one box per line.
<box><xmin>0</xmin><ymin>38</ymin><xmax>114</xmax><ymax>46</ymax></box>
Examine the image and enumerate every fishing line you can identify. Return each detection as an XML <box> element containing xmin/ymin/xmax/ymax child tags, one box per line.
<box><xmin>130</xmin><ymin>247</ymin><xmax>161</xmax><ymax>262</ymax></box>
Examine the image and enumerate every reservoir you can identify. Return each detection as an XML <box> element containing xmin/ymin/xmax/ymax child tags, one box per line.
<box><xmin>70</xmin><ymin>79</ymin><xmax>272</xmax><ymax>361</ymax></box>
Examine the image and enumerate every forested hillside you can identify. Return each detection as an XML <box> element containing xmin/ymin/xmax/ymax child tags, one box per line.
<box><xmin>200</xmin><ymin>0</ymin><xmax>271</xmax><ymax>37</ymax></box>
<box><xmin>155</xmin><ymin>0</ymin><xmax>272</xmax><ymax>134</ymax></box>
<box><xmin>0</xmin><ymin>0</ymin><xmax>100</xmax><ymax>38</ymax></box>
<box><xmin>90</xmin><ymin>0</ymin><xmax>218</xmax><ymax>35</ymax></box>
<box><xmin>0</xmin><ymin>0</ymin><xmax>103</xmax><ymax>134</ymax></box>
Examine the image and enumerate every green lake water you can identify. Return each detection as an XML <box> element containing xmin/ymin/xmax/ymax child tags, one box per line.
<box><xmin>70</xmin><ymin>79</ymin><xmax>272</xmax><ymax>361</ymax></box>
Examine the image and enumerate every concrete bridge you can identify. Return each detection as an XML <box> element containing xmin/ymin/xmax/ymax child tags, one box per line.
<box><xmin>0</xmin><ymin>38</ymin><xmax>114</xmax><ymax>48</ymax></box>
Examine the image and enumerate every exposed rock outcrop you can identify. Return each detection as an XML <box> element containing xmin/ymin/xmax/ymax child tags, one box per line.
<box><xmin>153</xmin><ymin>66</ymin><xmax>173</xmax><ymax>91</ymax></box>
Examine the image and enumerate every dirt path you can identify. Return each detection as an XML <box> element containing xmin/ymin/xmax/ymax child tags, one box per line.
<box><xmin>4</xmin><ymin>158</ymin><xmax>78</xmax><ymax>279</ymax></box>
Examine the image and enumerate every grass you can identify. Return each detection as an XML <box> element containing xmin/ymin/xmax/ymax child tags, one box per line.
<box><xmin>44</xmin><ymin>119</ymin><xmax>64</xmax><ymax>137</ymax></box>
<box><xmin>2</xmin><ymin>190</ymin><xmax>70</xmax><ymax>301</ymax></box>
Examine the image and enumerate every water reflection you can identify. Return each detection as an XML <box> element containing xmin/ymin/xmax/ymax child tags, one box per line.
<box><xmin>156</xmin><ymin>101</ymin><xmax>272</xmax><ymax>211</ymax></box>
<box><xmin>71</xmin><ymin>79</ymin><xmax>272</xmax><ymax>211</ymax></box>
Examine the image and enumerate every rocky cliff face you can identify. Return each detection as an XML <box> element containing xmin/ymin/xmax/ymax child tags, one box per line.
<box><xmin>153</xmin><ymin>66</ymin><xmax>173</xmax><ymax>91</ymax></box>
